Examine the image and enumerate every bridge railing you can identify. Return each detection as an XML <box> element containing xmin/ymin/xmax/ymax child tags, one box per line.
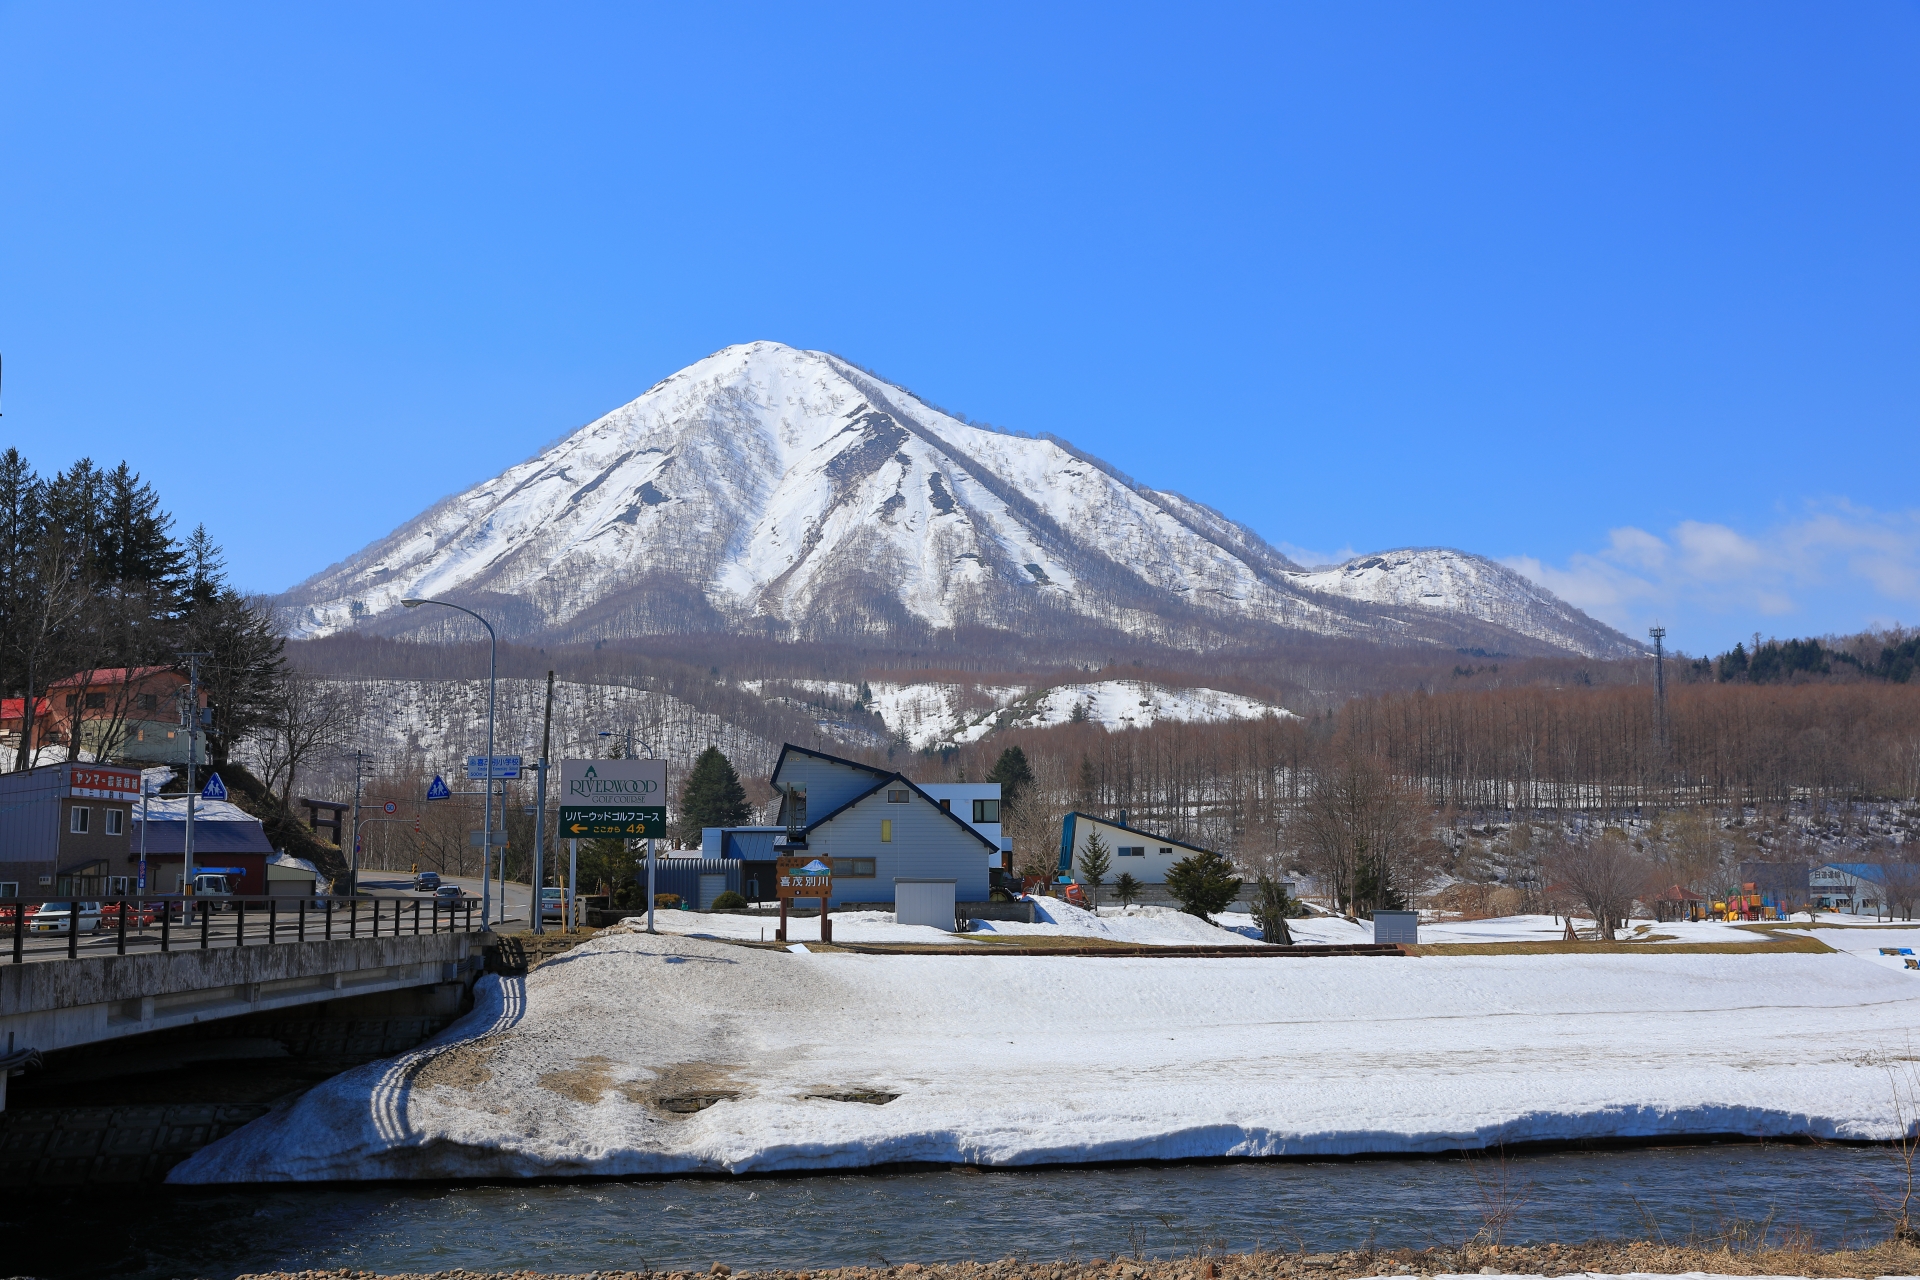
<box><xmin>0</xmin><ymin>894</ymin><xmax>481</xmax><ymax>963</ymax></box>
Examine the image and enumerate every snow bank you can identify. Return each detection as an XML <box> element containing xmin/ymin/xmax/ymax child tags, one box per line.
<box><xmin>170</xmin><ymin>932</ymin><xmax>1920</xmax><ymax>1184</ymax></box>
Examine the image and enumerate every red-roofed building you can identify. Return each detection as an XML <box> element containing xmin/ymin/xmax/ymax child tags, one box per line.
<box><xmin>38</xmin><ymin>666</ymin><xmax>206</xmax><ymax>765</ymax></box>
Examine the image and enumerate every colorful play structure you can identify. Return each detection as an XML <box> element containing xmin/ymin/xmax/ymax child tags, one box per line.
<box><xmin>1654</xmin><ymin>882</ymin><xmax>1795</xmax><ymax>923</ymax></box>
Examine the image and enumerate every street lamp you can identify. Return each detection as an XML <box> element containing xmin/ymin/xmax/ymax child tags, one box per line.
<box><xmin>402</xmin><ymin>597</ymin><xmax>498</xmax><ymax>930</ymax></box>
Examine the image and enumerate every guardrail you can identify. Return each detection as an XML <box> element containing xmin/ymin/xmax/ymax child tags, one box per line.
<box><xmin>0</xmin><ymin>894</ymin><xmax>481</xmax><ymax>963</ymax></box>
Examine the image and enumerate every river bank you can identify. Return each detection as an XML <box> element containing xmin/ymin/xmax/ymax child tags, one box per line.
<box><xmin>232</xmin><ymin>1239</ymin><xmax>1920</xmax><ymax>1280</ymax></box>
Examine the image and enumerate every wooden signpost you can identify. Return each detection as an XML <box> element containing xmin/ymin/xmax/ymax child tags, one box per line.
<box><xmin>776</xmin><ymin>854</ymin><xmax>833</xmax><ymax>945</ymax></box>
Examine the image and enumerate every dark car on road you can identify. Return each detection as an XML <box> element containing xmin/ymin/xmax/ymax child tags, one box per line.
<box><xmin>413</xmin><ymin>871</ymin><xmax>442</xmax><ymax>891</ymax></box>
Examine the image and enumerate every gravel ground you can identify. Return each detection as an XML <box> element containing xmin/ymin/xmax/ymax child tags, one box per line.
<box><xmin>232</xmin><ymin>1238</ymin><xmax>1920</xmax><ymax>1280</ymax></box>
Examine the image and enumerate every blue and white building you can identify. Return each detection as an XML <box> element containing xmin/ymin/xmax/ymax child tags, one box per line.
<box><xmin>764</xmin><ymin>745</ymin><xmax>998</xmax><ymax>907</ymax></box>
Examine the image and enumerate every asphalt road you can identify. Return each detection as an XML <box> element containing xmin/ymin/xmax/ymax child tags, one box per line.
<box><xmin>358</xmin><ymin>873</ymin><xmax>532</xmax><ymax>929</ymax></box>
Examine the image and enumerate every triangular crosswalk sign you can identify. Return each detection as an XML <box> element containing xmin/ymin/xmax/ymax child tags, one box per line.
<box><xmin>426</xmin><ymin>775</ymin><xmax>452</xmax><ymax>801</ymax></box>
<box><xmin>200</xmin><ymin>772</ymin><xmax>227</xmax><ymax>801</ymax></box>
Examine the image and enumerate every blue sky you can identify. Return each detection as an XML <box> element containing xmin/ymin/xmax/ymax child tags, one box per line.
<box><xmin>2</xmin><ymin>3</ymin><xmax>1915</xmax><ymax>655</ymax></box>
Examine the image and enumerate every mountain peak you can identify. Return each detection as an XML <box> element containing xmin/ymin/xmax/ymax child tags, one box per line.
<box><xmin>277</xmin><ymin>346</ymin><xmax>1639</xmax><ymax>659</ymax></box>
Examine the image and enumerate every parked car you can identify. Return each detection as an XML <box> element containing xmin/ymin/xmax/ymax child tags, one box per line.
<box><xmin>30</xmin><ymin>901</ymin><xmax>103</xmax><ymax>934</ymax></box>
<box><xmin>413</xmin><ymin>871</ymin><xmax>442</xmax><ymax>892</ymax></box>
<box><xmin>539</xmin><ymin>886</ymin><xmax>567</xmax><ymax>923</ymax></box>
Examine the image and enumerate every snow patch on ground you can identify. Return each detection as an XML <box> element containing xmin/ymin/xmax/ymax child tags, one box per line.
<box><xmin>170</xmin><ymin>931</ymin><xmax>1920</xmax><ymax>1184</ymax></box>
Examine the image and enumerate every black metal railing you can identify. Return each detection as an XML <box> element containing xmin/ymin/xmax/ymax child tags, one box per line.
<box><xmin>0</xmin><ymin>893</ymin><xmax>481</xmax><ymax>963</ymax></box>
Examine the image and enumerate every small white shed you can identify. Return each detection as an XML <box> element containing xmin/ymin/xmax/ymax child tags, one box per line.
<box><xmin>894</xmin><ymin>878</ymin><xmax>957</xmax><ymax>930</ymax></box>
<box><xmin>268</xmin><ymin>853</ymin><xmax>322</xmax><ymax>898</ymax></box>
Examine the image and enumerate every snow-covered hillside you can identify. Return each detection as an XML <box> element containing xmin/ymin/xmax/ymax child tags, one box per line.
<box><xmin>750</xmin><ymin>677</ymin><xmax>1293</xmax><ymax>749</ymax></box>
<box><xmin>1289</xmin><ymin>549</ymin><xmax>1618</xmax><ymax>656</ymax></box>
<box><xmin>277</xmin><ymin>342</ymin><xmax>1639</xmax><ymax>659</ymax></box>
<box><xmin>241</xmin><ymin>678</ymin><xmax>785</xmax><ymax>806</ymax></box>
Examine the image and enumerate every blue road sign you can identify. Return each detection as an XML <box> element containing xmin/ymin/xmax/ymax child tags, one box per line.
<box><xmin>426</xmin><ymin>775</ymin><xmax>452</xmax><ymax>800</ymax></box>
<box><xmin>200</xmin><ymin>772</ymin><xmax>228</xmax><ymax>801</ymax></box>
<box><xmin>466</xmin><ymin>755</ymin><xmax>523</xmax><ymax>780</ymax></box>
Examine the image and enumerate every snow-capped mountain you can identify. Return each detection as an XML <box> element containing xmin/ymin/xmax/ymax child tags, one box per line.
<box><xmin>279</xmin><ymin>342</ymin><xmax>1638</xmax><ymax>659</ymax></box>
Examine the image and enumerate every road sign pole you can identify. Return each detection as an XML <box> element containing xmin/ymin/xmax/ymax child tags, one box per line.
<box><xmin>568</xmin><ymin>837</ymin><xmax>578</xmax><ymax>934</ymax></box>
<box><xmin>646</xmin><ymin>837</ymin><xmax>656</xmax><ymax>935</ymax></box>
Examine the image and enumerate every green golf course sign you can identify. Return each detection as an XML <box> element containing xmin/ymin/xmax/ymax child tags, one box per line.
<box><xmin>559</xmin><ymin>759</ymin><xmax>667</xmax><ymax>838</ymax></box>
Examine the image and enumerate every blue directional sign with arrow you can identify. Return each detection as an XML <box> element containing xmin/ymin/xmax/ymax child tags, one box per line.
<box><xmin>426</xmin><ymin>775</ymin><xmax>452</xmax><ymax>801</ymax></box>
<box><xmin>200</xmin><ymin>772</ymin><xmax>227</xmax><ymax>801</ymax></box>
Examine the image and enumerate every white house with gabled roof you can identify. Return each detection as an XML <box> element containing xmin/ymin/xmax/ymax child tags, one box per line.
<box><xmin>769</xmin><ymin>744</ymin><xmax>996</xmax><ymax>907</ymax></box>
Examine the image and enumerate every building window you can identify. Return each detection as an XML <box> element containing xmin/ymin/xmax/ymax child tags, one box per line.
<box><xmin>65</xmin><ymin>694</ymin><xmax>78</xmax><ymax>709</ymax></box>
<box><xmin>830</xmin><ymin>858</ymin><xmax>876</xmax><ymax>878</ymax></box>
<box><xmin>880</xmin><ymin>819</ymin><xmax>893</xmax><ymax>843</ymax></box>
<box><xmin>84</xmin><ymin>693</ymin><xmax>107</xmax><ymax>709</ymax></box>
<box><xmin>105</xmin><ymin>809</ymin><xmax>124</xmax><ymax>836</ymax></box>
<box><xmin>109</xmin><ymin>876</ymin><xmax>130</xmax><ymax>894</ymax></box>
<box><xmin>1119</xmin><ymin>845</ymin><xmax>1145</xmax><ymax>857</ymax></box>
<box><xmin>887</xmin><ymin>788</ymin><xmax>909</xmax><ymax>803</ymax></box>
<box><xmin>938</xmin><ymin>798</ymin><xmax>951</xmax><ymax>813</ymax></box>
<box><xmin>70</xmin><ymin>806</ymin><xmax>90</xmax><ymax>834</ymax></box>
<box><xmin>972</xmin><ymin>799</ymin><xmax>1000</xmax><ymax>823</ymax></box>
<box><xmin>137</xmin><ymin>694</ymin><xmax>158</xmax><ymax>712</ymax></box>
<box><xmin>0</xmin><ymin>882</ymin><xmax>17</xmax><ymax>900</ymax></box>
<box><xmin>1159</xmin><ymin>847</ymin><xmax>1173</xmax><ymax>857</ymax></box>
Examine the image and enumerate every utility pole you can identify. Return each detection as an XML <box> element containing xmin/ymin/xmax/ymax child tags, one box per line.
<box><xmin>178</xmin><ymin>651</ymin><xmax>210</xmax><ymax>898</ymax></box>
<box><xmin>533</xmin><ymin>671</ymin><xmax>554</xmax><ymax>934</ymax></box>
<box><xmin>350</xmin><ymin>749</ymin><xmax>366</xmax><ymax>896</ymax></box>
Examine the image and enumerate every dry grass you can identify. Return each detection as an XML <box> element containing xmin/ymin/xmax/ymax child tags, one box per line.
<box><xmin>1406</xmin><ymin>932</ymin><xmax>1834</xmax><ymax>957</ymax></box>
<box><xmin>235</xmin><ymin>1237</ymin><xmax>1920</xmax><ymax>1280</ymax></box>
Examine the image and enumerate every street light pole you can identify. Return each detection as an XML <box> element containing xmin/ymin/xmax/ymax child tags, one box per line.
<box><xmin>403</xmin><ymin>598</ymin><xmax>497</xmax><ymax>931</ymax></box>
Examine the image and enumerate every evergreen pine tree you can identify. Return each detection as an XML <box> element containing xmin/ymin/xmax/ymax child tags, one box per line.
<box><xmin>1113</xmin><ymin>871</ymin><xmax>1142</xmax><ymax>912</ymax></box>
<box><xmin>986</xmin><ymin>744</ymin><xmax>1034</xmax><ymax>812</ymax></box>
<box><xmin>1076</xmin><ymin>827</ymin><xmax>1112</xmax><ymax>909</ymax></box>
<box><xmin>677</xmin><ymin>745</ymin><xmax>751</xmax><ymax>843</ymax></box>
<box><xmin>1165</xmin><ymin>850</ymin><xmax>1242</xmax><ymax>922</ymax></box>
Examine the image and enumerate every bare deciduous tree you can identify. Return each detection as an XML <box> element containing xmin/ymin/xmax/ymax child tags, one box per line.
<box><xmin>253</xmin><ymin>671</ymin><xmax>352</xmax><ymax>811</ymax></box>
<box><xmin>1549</xmin><ymin>832</ymin><xmax>1649</xmax><ymax>941</ymax></box>
<box><xmin>1287</xmin><ymin>743</ymin><xmax>1432</xmax><ymax>915</ymax></box>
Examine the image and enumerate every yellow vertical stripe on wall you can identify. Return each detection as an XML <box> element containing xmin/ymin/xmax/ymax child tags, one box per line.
<box><xmin>881</xmin><ymin>819</ymin><xmax>893</xmax><ymax>842</ymax></box>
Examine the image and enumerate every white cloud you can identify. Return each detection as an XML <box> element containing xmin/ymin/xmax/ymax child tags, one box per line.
<box><xmin>1277</xmin><ymin>540</ymin><xmax>1360</xmax><ymax>570</ymax></box>
<box><xmin>1505</xmin><ymin>501</ymin><xmax>1920</xmax><ymax>651</ymax></box>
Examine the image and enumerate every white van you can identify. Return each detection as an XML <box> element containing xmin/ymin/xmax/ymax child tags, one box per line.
<box><xmin>30</xmin><ymin>901</ymin><xmax>103</xmax><ymax>934</ymax></box>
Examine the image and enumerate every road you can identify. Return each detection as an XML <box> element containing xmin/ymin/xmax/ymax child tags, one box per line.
<box><xmin>357</xmin><ymin>874</ymin><xmax>534</xmax><ymax>929</ymax></box>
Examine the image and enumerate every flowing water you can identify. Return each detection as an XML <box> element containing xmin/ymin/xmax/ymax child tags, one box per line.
<box><xmin>3</xmin><ymin>1144</ymin><xmax>1903</xmax><ymax>1280</ymax></box>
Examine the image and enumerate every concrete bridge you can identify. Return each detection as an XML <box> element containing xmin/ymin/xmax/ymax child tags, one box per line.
<box><xmin>0</xmin><ymin>932</ymin><xmax>480</xmax><ymax>1109</ymax></box>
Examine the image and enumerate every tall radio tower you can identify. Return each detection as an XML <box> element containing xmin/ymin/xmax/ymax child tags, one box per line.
<box><xmin>1649</xmin><ymin>626</ymin><xmax>1668</xmax><ymax>748</ymax></box>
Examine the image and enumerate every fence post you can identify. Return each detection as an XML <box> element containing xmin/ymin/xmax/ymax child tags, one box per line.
<box><xmin>69</xmin><ymin>899</ymin><xmax>80</xmax><ymax>960</ymax></box>
<box><xmin>298</xmin><ymin>899</ymin><xmax>307</xmax><ymax>943</ymax></box>
<box><xmin>350</xmin><ymin>899</ymin><xmax>358</xmax><ymax>939</ymax></box>
<box><xmin>117</xmin><ymin>897</ymin><xmax>127</xmax><ymax>956</ymax></box>
<box><xmin>236</xmin><ymin>898</ymin><xmax>246</xmax><ymax>948</ymax></box>
<box><xmin>269</xmin><ymin>898</ymin><xmax>278</xmax><ymax>945</ymax></box>
<box><xmin>413</xmin><ymin>898</ymin><xmax>421</xmax><ymax>935</ymax></box>
<box><xmin>200</xmin><ymin>900</ymin><xmax>210</xmax><ymax>949</ymax></box>
<box><xmin>161</xmin><ymin>902</ymin><xmax>170</xmax><ymax>953</ymax></box>
<box><xmin>12</xmin><ymin>902</ymin><xmax>22</xmax><ymax>964</ymax></box>
<box><xmin>325</xmin><ymin>898</ymin><xmax>333</xmax><ymax>940</ymax></box>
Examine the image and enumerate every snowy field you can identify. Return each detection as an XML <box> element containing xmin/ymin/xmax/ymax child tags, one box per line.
<box><xmin>172</xmin><ymin>919</ymin><xmax>1920</xmax><ymax>1183</ymax></box>
<box><xmin>644</xmin><ymin>898</ymin><xmax>1265</xmax><ymax>947</ymax></box>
